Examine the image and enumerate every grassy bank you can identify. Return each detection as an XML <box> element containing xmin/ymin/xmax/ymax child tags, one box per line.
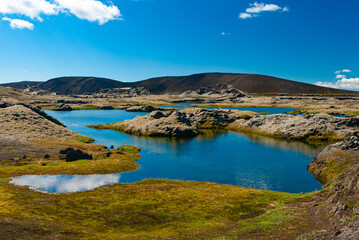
<box><xmin>0</xmin><ymin>139</ymin><xmax>322</xmax><ymax>239</ymax></box>
<box><xmin>0</xmin><ymin>174</ymin><xmax>313</xmax><ymax>239</ymax></box>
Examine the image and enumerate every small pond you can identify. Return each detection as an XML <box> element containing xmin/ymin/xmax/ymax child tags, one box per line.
<box><xmin>11</xmin><ymin>110</ymin><xmax>324</xmax><ymax>194</ymax></box>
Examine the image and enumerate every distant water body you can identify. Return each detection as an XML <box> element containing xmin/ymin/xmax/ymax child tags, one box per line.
<box><xmin>164</xmin><ymin>104</ymin><xmax>295</xmax><ymax>114</ymax></box>
<box><xmin>11</xmin><ymin>109</ymin><xmax>323</xmax><ymax>194</ymax></box>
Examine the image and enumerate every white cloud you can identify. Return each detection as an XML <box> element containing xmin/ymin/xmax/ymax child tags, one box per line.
<box><xmin>239</xmin><ymin>12</ymin><xmax>254</xmax><ymax>19</ymax></box>
<box><xmin>335</xmin><ymin>69</ymin><xmax>352</xmax><ymax>74</ymax></box>
<box><xmin>315</xmin><ymin>81</ymin><xmax>338</xmax><ymax>89</ymax></box>
<box><xmin>239</xmin><ymin>2</ymin><xmax>288</xmax><ymax>19</ymax></box>
<box><xmin>55</xmin><ymin>0</ymin><xmax>121</xmax><ymax>25</ymax></box>
<box><xmin>336</xmin><ymin>74</ymin><xmax>346</xmax><ymax>79</ymax></box>
<box><xmin>0</xmin><ymin>0</ymin><xmax>121</xmax><ymax>28</ymax></box>
<box><xmin>2</xmin><ymin>17</ymin><xmax>34</xmax><ymax>30</ymax></box>
<box><xmin>315</xmin><ymin>77</ymin><xmax>359</xmax><ymax>90</ymax></box>
<box><xmin>0</xmin><ymin>0</ymin><xmax>58</xmax><ymax>20</ymax></box>
<box><xmin>246</xmin><ymin>2</ymin><xmax>282</xmax><ymax>13</ymax></box>
<box><xmin>221</xmin><ymin>32</ymin><xmax>231</xmax><ymax>36</ymax></box>
<box><xmin>315</xmin><ymin>69</ymin><xmax>359</xmax><ymax>90</ymax></box>
<box><xmin>316</xmin><ymin>78</ymin><xmax>359</xmax><ymax>90</ymax></box>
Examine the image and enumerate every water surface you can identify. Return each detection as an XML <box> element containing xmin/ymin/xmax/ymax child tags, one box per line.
<box><xmin>164</xmin><ymin>105</ymin><xmax>295</xmax><ymax>115</ymax></box>
<box><xmin>11</xmin><ymin>110</ymin><xmax>323</xmax><ymax>193</ymax></box>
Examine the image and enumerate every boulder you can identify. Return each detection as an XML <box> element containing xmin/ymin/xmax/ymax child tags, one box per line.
<box><xmin>59</xmin><ymin>148</ymin><xmax>92</xmax><ymax>162</ymax></box>
<box><xmin>0</xmin><ymin>101</ymin><xmax>12</xmax><ymax>108</ymax></box>
<box><xmin>338</xmin><ymin>132</ymin><xmax>359</xmax><ymax>151</ymax></box>
<box><xmin>126</xmin><ymin>105</ymin><xmax>162</xmax><ymax>112</ymax></box>
<box><xmin>54</xmin><ymin>104</ymin><xmax>72</xmax><ymax>111</ymax></box>
<box><xmin>101</xmin><ymin>106</ymin><xmax>114</xmax><ymax>110</ymax></box>
<box><xmin>180</xmin><ymin>83</ymin><xmax>247</xmax><ymax>98</ymax></box>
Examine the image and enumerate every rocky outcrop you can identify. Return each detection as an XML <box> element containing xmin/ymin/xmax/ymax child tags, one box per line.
<box><xmin>59</xmin><ymin>148</ymin><xmax>93</xmax><ymax>162</ymax></box>
<box><xmin>180</xmin><ymin>83</ymin><xmax>248</xmax><ymax>102</ymax></box>
<box><xmin>230</xmin><ymin>114</ymin><xmax>359</xmax><ymax>142</ymax></box>
<box><xmin>0</xmin><ymin>100</ymin><xmax>13</xmax><ymax>108</ymax></box>
<box><xmin>20</xmin><ymin>103</ymin><xmax>65</xmax><ymax>127</ymax></box>
<box><xmin>94</xmin><ymin>87</ymin><xmax>150</xmax><ymax>98</ymax></box>
<box><xmin>126</xmin><ymin>105</ymin><xmax>164</xmax><ymax>112</ymax></box>
<box><xmin>54</xmin><ymin>104</ymin><xmax>72</xmax><ymax>111</ymax></box>
<box><xmin>306</xmin><ymin>133</ymin><xmax>359</xmax><ymax>239</ymax></box>
<box><xmin>88</xmin><ymin>108</ymin><xmax>256</xmax><ymax>137</ymax></box>
<box><xmin>0</xmin><ymin>105</ymin><xmax>89</xmax><ymax>161</ymax></box>
<box><xmin>0</xmin><ymin>105</ymin><xmax>79</xmax><ymax>142</ymax></box>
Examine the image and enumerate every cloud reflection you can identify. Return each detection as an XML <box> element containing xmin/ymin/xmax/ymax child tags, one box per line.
<box><xmin>11</xmin><ymin>174</ymin><xmax>121</xmax><ymax>193</ymax></box>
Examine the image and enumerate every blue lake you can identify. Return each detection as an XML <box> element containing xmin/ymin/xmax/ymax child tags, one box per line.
<box><xmin>11</xmin><ymin>110</ymin><xmax>323</xmax><ymax>194</ymax></box>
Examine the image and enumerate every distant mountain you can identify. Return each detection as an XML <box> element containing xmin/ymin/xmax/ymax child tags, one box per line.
<box><xmin>2</xmin><ymin>73</ymin><xmax>359</xmax><ymax>96</ymax></box>
<box><xmin>135</xmin><ymin>73</ymin><xmax>359</xmax><ymax>96</ymax></box>
<box><xmin>2</xmin><ymin>81</ymin><xmax>42</xmax><ymax>90</ymax></box>
<box><xmin>38</xmin><ymin>77</ymin><xmax>130</xmax><ymax>95</ymax></box>
<box><xmin>2</xmin><ymin>77</ymin><xmax>131</xmax><ymax>95</ymax></box>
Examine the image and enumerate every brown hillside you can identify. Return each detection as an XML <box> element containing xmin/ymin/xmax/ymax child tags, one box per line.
<box><xmin>136</xmin><ymin>73</ymin><xmax>359</xmax><ymax>95</ymax></box>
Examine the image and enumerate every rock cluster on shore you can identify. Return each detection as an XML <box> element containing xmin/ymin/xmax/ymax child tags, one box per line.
<box><xmin>54</xmin><ymin>104</ymin><xmax>72</xmax><ymax>111</ymax></box>
<box><xmin>89</xmin><ymin>108</ymin><xmax>256</xmax><ymax>137</ymax></box>
<box><xmin>89</xmin><ymin>108</ymin><xmax>359</xmax><ymax>142</ymax></box>
<box><xmin>230</xmin><ymin>114</ymin><xmax>359</xmax><ymax>142</ymax></box>
<box><xmin>180</xmin><ymin>83</ymin><xmax>248</xmax><ymax>102</ymax></box>
<box><xmin>125</xmin><ymin>105</ymin><xmax>165</xmax><ymax>112</ymax></box>
<box><xmin>94</xmin><ymin>87</ymin><xmax>150</xmax><ymax>98</ymax></box>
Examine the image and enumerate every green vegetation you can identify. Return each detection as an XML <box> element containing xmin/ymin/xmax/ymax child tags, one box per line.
<box><xmin>87</xmin><ymin>123</ymin><xmax>126</xmax><ymax>132</ymax></box>
<box><xmin>74</xmin><ymin>136</ymin><xmax>95</xmax><ymax>143</ymax></box>
<box><xmin>0</xmin><ymin>148</ymin><xmax>15</xmax><ymax>153</ymax></box>
<box><xmin>0</xmin><ymin>137</ymin><xmax>318</xmax><ymax>239</ymax></box>
<box><xmin>341</xmin><ymin>215</ymin><xmax>359</xmax><ymax>224</ymax></box>
<box><xmin>71</xmin><ymin>106</ymin><xmax>102</xmax><ymax>110</ymax></box>
<box><xmin>0</xmin><ymin>175</ymin><xmax>310</xmax><ymax>239</ymax></box>
<box><xmin>308</xmin><ymin>151</ymin><xmax>355</xmax><ymax>185</ymax></box>
<box><xmin>117</xmin><ymin>145</ymin><xmax>141</xmax><ymax>154</ymax></box>
<box><xmin>239</xmin><ymin>114</ymin><xmax>253</xmax><ymax>120</ymax></box>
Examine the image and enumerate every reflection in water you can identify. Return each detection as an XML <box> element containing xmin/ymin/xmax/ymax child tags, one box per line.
<box><xmin>11</xmin><ymin>174</ymin><xmax>120</xmax><ymax>193</ymax></box>
<box><xmin>10</xmin><ymin>110</ymin><xmax>324</xmax><ymax>194</ymax></box>
<box><xmin>243</xmin><ymin>133</ymin><xmax>327</xmax><ymax>157</ymax></box>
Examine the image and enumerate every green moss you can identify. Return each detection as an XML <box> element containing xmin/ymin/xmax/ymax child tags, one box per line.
<box><xmin>87</xmin><ymin>123</ymin><xmax>126</xmax><ymax>132</ymax></box>
<box><xmin>0</xmin><ymin>179</ymin><xmax>304</xmax><ymax>239</ymax></box>
<box><xmin>344</xmin><ymin>201</ymin><xmax>356</xmax><ymax>208</ymax></box>
<box><xmin>71</xmin><ymin>106</ymin><xmax>102</xmax><ymax>110</ymax></box>
<box><xmin>239</xmin><ymin>114</ymin><xmax>253</xmax><ymax>120</ymax></box>
<box><xmin>148</xmin><ymin>131</ymin><xmax>160</xmax><ymax>136</ymax></box>
<box><xmin>0</xmin><ymin>148</ymin><xmax>15</xmax><ymax>153</ymax></box>
<box><xmin>238</xmin><ymin>208</ymin><xmax>293</xmax><ymax>233</ymax></box>
<box><xmin>341</xmin><ymin>215</ymin><xmax>359</xmax><ymax>224</ymax></box>
<box><xmin>74</xmin><ymin>136</ymin><xmax>95</xmax><ymax>143</ymax></box>
<box><xmin>0</xmin><ymin>149</ymin><xmax>141</xmax><ymax>178</ymax></box>
<box><xmin>117</xmin><ymin>145</ymin><xmax>141</xmax><ymax>154</ymax></box>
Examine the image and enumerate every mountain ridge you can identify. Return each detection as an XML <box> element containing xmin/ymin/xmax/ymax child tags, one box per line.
<box><xmin>2</xmin><ymin>73</ymin><xmax>358</xmax><ymax>96</ymax></box>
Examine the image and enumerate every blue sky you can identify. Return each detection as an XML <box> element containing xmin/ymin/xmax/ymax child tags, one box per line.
<box><xmin>0</xmin><ymin>0</ymin><xmax>358</xmax><ymax>89</ymax></box>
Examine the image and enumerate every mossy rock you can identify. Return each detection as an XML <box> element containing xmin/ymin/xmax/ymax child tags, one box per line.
<box><xmin>117</xmin><ymin>145</ymin><xmax>141</xmax><ymax>154</ymax></box>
